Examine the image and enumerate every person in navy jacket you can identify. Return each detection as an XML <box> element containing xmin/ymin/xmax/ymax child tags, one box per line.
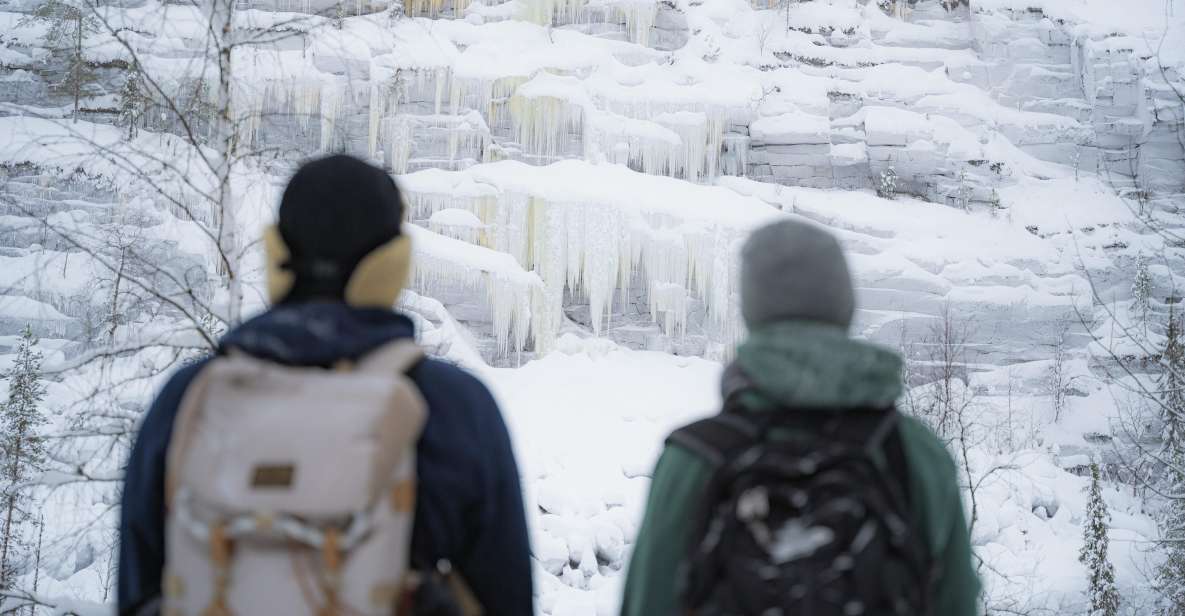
<box><xmin>118</xmin><ymin>155</ymin><xmax>533</xmax><ymax>616</ymax></box>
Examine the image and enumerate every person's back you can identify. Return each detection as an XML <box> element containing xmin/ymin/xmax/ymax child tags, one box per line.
<box><xmin>621</xmin><ymin>219</ymin><xmax>979</xmax><ymax>616</ymax></box>
<box><xmin>118</xmin><ymin>155</ymin><xmax>533</xmax><ymax>616</ymax></box>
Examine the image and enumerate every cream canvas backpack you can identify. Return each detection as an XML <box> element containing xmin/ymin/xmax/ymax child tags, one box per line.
<box><xmin>162</xmin><ymin>340</ymin><xmax>427</xmax><ymax>616</ymax></box>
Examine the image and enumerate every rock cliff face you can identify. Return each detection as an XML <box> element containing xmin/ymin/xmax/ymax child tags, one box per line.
<box><xmin>0</xmin><ymin>0</ymin><xmax>1183</xmax><ymax>611</ymax></box>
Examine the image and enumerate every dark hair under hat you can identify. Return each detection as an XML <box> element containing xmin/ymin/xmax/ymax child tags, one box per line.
<box><xmin>277</xmin><ymin>155</ymin><xmax>404</xmax><ymax>303</ymax></box>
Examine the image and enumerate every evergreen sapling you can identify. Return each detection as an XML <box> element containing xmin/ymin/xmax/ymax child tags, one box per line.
<box><xmin>0</xmin><ymin>327</ymin><xmax>49</xmax><ymax>596</ymax></box>
<box><xmin>28</xmin><ymin>0</ymin><xmax>100</xmax><ymax>121</ymax></box>
<box><xmin>1156</xmin><ymin>307</ymin><xmax>1185</xmax><ymax>616</ymax></box>
<box><xmin>118</xmin><ymin>62</ymin><xmax>148</xmax><ymax>140</ymax></box>
<box><xmin>877</xmin><ymin>163</ymin><xmax>897</xmax><ymax>200</ymax></box>
<box><xmin>1080</xmin><ymin>463</ymin><xmax>1120</xmax><ymax>616</ymax></box>
<box><xmin>955</xmin><ymin>168</ymin><xmax>971</xmax><ymax>211</ymax></box>
<box><xmin>1155</xmin><ymin>446</ymin><xmax>1185</xmax><ymax>616</ymax></box>
<box><xmin>1132</xmin><ymin>255</ymin><xmax>1153</xmax><ymax>328</ymax></box>
<box><xmin>1160</xmin><ymin>307</ymin><xmax>1184</xmax><ymax>448</ymax></box>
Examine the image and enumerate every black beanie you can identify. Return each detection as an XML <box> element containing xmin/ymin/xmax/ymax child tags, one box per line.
<box><xmin>277</xmin><ymin>154</ymin><xmax>404</xmax><ymax>303</ymax></box>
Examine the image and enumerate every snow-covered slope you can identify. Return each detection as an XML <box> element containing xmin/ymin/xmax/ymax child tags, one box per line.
<box><xmin>1</xmin><ymin>0</ymin><xmax>1184</xmax><ymax>612</ymax></box>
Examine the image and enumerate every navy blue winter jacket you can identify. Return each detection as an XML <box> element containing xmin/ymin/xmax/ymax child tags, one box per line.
<box><xmin>117</xmin><ymin>302</ymin><xmax>533</xmax><ymax>615</ymax></box>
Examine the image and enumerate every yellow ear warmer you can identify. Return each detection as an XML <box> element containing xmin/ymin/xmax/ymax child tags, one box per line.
<box><xmin>263</xmin><ymin>225</ymin><xmax>413</xmax><ymax>308</ymax></box>
<box><xmin>263</xmin><ymin>225</ymin><xmax>295</xmax><ymax>305</ymax></box>
<box><xmin>343</xmin><ymin>233</ymin><xmax>412</xmax><ymax>309</ymax></box>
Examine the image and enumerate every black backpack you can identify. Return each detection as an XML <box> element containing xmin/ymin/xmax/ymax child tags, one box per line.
<box><xmin>668</xmin><ymin>403</ymin><xmax>934</xmax><ymax>616</ymax></box>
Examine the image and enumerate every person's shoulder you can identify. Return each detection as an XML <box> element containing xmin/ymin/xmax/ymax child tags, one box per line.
<box><xmin>895</xmin><ymin>413</ymin><xmax>958</xmax><ymax>482</ymax></box>
<box><xmin>167</xmin><ymin>359</ymin><xmax>210</xmax><ymax>388</ymax></box>
<box><xmin>408</xmin><ymin>357</ymin><xmax>498</xmax><ymax>409</ymax></box>
<box><xmin>410</xmin><ymin>356</ymin><xmax>488</xmax><ymax>389</ymax></box>
<box><xmin>148</xmin><ymin>360</ymin><xmax>210</xmax><ymax>417</ymax></box>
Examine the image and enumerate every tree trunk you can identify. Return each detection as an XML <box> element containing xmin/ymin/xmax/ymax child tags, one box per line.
<box><xmin>30</xmin><ymin>514</ymin><xmax>42</xmax><ymax>616</ymax></box>
<box><xmin>72</xmin><ymin>16</ymin><xmax>82</xmax><ymax>122</ymax></box>
<box><xmin>0</xmin><ymin>495</ymin><xmax>11</xmax><ymax>611</ymax></box>
<box><xmin>109</xmin><ymin>247</ymin><xmax>126</xmax><ymax>342</ymax></box>
<box><xmin>212</xmin><ymin>0</ymin><xmax>243</xmax><ymax>328</ymax></box>
<box><xmin>0</xmin><ymin>427</ymin><xmax>27</xmax><ymax>601</ymax></box>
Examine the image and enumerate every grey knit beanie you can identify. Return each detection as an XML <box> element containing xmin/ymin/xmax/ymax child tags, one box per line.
<box><xmin>740</xmin><ymin>219</ymin><xmax>855</xmax><ymax>330</ymax></box>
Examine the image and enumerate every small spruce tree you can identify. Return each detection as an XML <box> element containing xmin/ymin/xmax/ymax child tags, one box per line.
<box><xmin>1156</xmin><ymin>306</ymin><xmax>1185</xmax><ymax>615</ymax></box>
<box><xmin>1132</xmin><ymin>255</ymin><xmax>1153</xmax><ymax>327</ymax></box>
<box><xmin>0</xmin><ymin>326</ymin><xmax>49</xmax><ymax>594</ymax></box>
<box><xmin>1161</xmin><ymin>307</ymin><xmax>1184</xmax><ymax>448</ymax></box>
<box><xmin>180</xmin><ymin>78</ymin><xmax>216</xmax><ymax>143</ymax></box>
<box><xmin>955</xmin><ymin>168</ymin><xmax>971</xmax><ymax>211</ymax></box>
<box><xmin>1155</xmin><ymin>444</ymin><xmax>1185</xmax><ymax>616</ymax></box>
<box><xmin>1080</xmin><ymin>463</ymin><xmax>1121</xmax><ymax>616</ymax></box>
<box><xmin>117</xmin><ymin>62</ymin><xmax>148</xmax><ymax>140</ymax></box>
<box><xmin>876</xmin><ymin>164</ymin><xmax>897</xmax><ymax>200</ymax></box>
<box><xmin>29</xmin><ymin>0</ymin><xmax>100</xmax><ymax>121</ymax></box>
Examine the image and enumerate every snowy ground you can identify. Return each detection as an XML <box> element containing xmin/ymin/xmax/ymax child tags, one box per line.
<box><xmin>473</xmin><ymin>335</ymin><xmax>1165</xmax><ymax>615</ymax></box>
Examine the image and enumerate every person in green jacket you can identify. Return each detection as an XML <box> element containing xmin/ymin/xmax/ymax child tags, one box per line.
<box><xmin>621</xmin><ymin>219</ymin><xmax>980</xmax><ymax>616</ymax></box>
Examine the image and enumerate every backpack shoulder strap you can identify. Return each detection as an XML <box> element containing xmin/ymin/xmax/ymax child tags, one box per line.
<box><xmin>877</xmin><ymin>411</ymin><xmax>908</xmax><ymax>486</ymax></box>
<box><xmin>857</xmin><ymin>409</ymin><xmax>912</xmax><ymax>502</ymax></box>
<box><xmin>666</xmin><ymin>413</ymin><xmax>760</xmax><ymax>468</ymax></box>
<box><xmin>864</xmin><ymin>407</ymin><xmax>900</xmax><ymax>451</ymax></box>
<box><xmin>357</xmin><ymin>339</ymin><xmax>425</xmax><ymax>375</ymax></box>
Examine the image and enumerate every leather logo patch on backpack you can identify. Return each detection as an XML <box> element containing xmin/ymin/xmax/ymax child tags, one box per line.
<box><xmin>250</xmin><ymin>464</ymin><xmax>295</xmax><ymax>488</ymax></box>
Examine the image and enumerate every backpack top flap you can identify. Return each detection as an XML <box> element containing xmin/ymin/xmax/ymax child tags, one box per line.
<box><xmin>166</xmin><ymin>340</ymin><xmax>427</xmax><ymax>520</ymax></box>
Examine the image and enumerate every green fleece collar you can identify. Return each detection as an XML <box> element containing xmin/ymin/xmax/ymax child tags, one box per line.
<box><xmin>732</xmin><ymin>321</ymin><xmax>903</xmax><ymax>410</ymax></box>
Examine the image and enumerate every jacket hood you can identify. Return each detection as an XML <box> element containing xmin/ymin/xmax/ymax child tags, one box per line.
<box><xmin>218</xmin><ymin>301</ymin><xmax>414</xmax><ymax>366</ymax></box>
<box><xmin>726</xmin><ymin>320</ymin><xmax>903</xmax><ymax>410</ymax></box>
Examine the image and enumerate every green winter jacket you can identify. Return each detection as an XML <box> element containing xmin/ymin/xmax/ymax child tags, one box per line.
<box><xmin>620</xmin><ymin>321</ymin><xmax>980</xmax><ymax>616</ymax></box>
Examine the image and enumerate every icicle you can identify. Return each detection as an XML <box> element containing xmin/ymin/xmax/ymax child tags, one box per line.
<box><xmin>611</xmin><ymin>0</ymin><xmax>657</xmax><ymax>47</ymax></box>
<box><xmin>489</xmin><ymin>75</ymin><xmax>529</xmax><ymax>129</ymax></box>
<box><xmin>509</xmin><ymin>94</ymin><xmax>583</xmax><ymax>160</ymax></box>
<box><xmin>400</xmin><ymin>166</ymin><xmax>755</xmax><ymax>356</ymax></box>
<box><xmin>528</xmin><ymin>199</ymin><xmax>566</xmax><ymax>354</ymax></box>
<box><xmin>433</xmin><ymin>67</ymin><xmax>448</xmax><ymax>115</ymax></box>
<box><xmin>428</xmin><ymin>208</ymin><xmax>484</xmax><ymax>243</ymax></box>
<box><xmin>320</xmin><ymin>84</ymin><xmax>345</xmax><ymax>152</ymax></box>
<box><xmin>368</xmin><ymin>82</ymin><xmax>387</xmax><ymax>159</ymax></box>
<box><xmin>404</xmin><ymin>0</ymin><xmax>468</xmax><ymax>17</ymax></box>
<box><xmin>402</xmin><ymin>175</ymin><xmax>500</xmax><ymax>246</ymax></box>
<box><xmin>378</xmin><ymin>111</ymin><xmax>490</xmax><ymax>173</ymax></box>
<box><xmin>580</xmin><ymin>206</ymin><xmax>623</xmax><ymax>335</ymax></box>
<box><xmin>395</xmin><ymin>67</ymin><xmax>452</xmax><ymax>118</ymax></box>
<box><xmin>494</xmin><ymin>192</ymin><xmax>534</xmax><ymax>267</ymax></box>
<box><xmin>518</xmin><ymin>0</ymin><xmax>585</xmax><ymax>26</ymax></box>
<box><xmin>232</xmin><ymin>81</ymin><xmax>266</xmax><ymax>147</ymax></box>
<box><xmin>594</xmin><ymin>96</ymin><xmax>740</xmax><ymax>181</ymax></box>
<box><xmin>292</xmin><ymin>79</ymin><xmax>323</xmax><ymax>129</ymax></box>
<box><xmin>722</xmin><ymin>133</ymin><xmax>750</xmax><ymax>176</ymax></box>
<box><xmin>585</xmin><ymin>110</ymin><xmax>683</xmax><ymax>177</ymax></box>
<box><xmin>649</xmin><ymin>283</ymin><xmax>688</xmax><ymax>337</ymax></box>
<box><xmin>407</xmin><ymin>224</ymin><xmax>542</xmax><ymax>356</ymax></box>
<box><xmin>655</xmin><ymin>112</ymin><xmax>709</xmax><ymax>180</ymax></box>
